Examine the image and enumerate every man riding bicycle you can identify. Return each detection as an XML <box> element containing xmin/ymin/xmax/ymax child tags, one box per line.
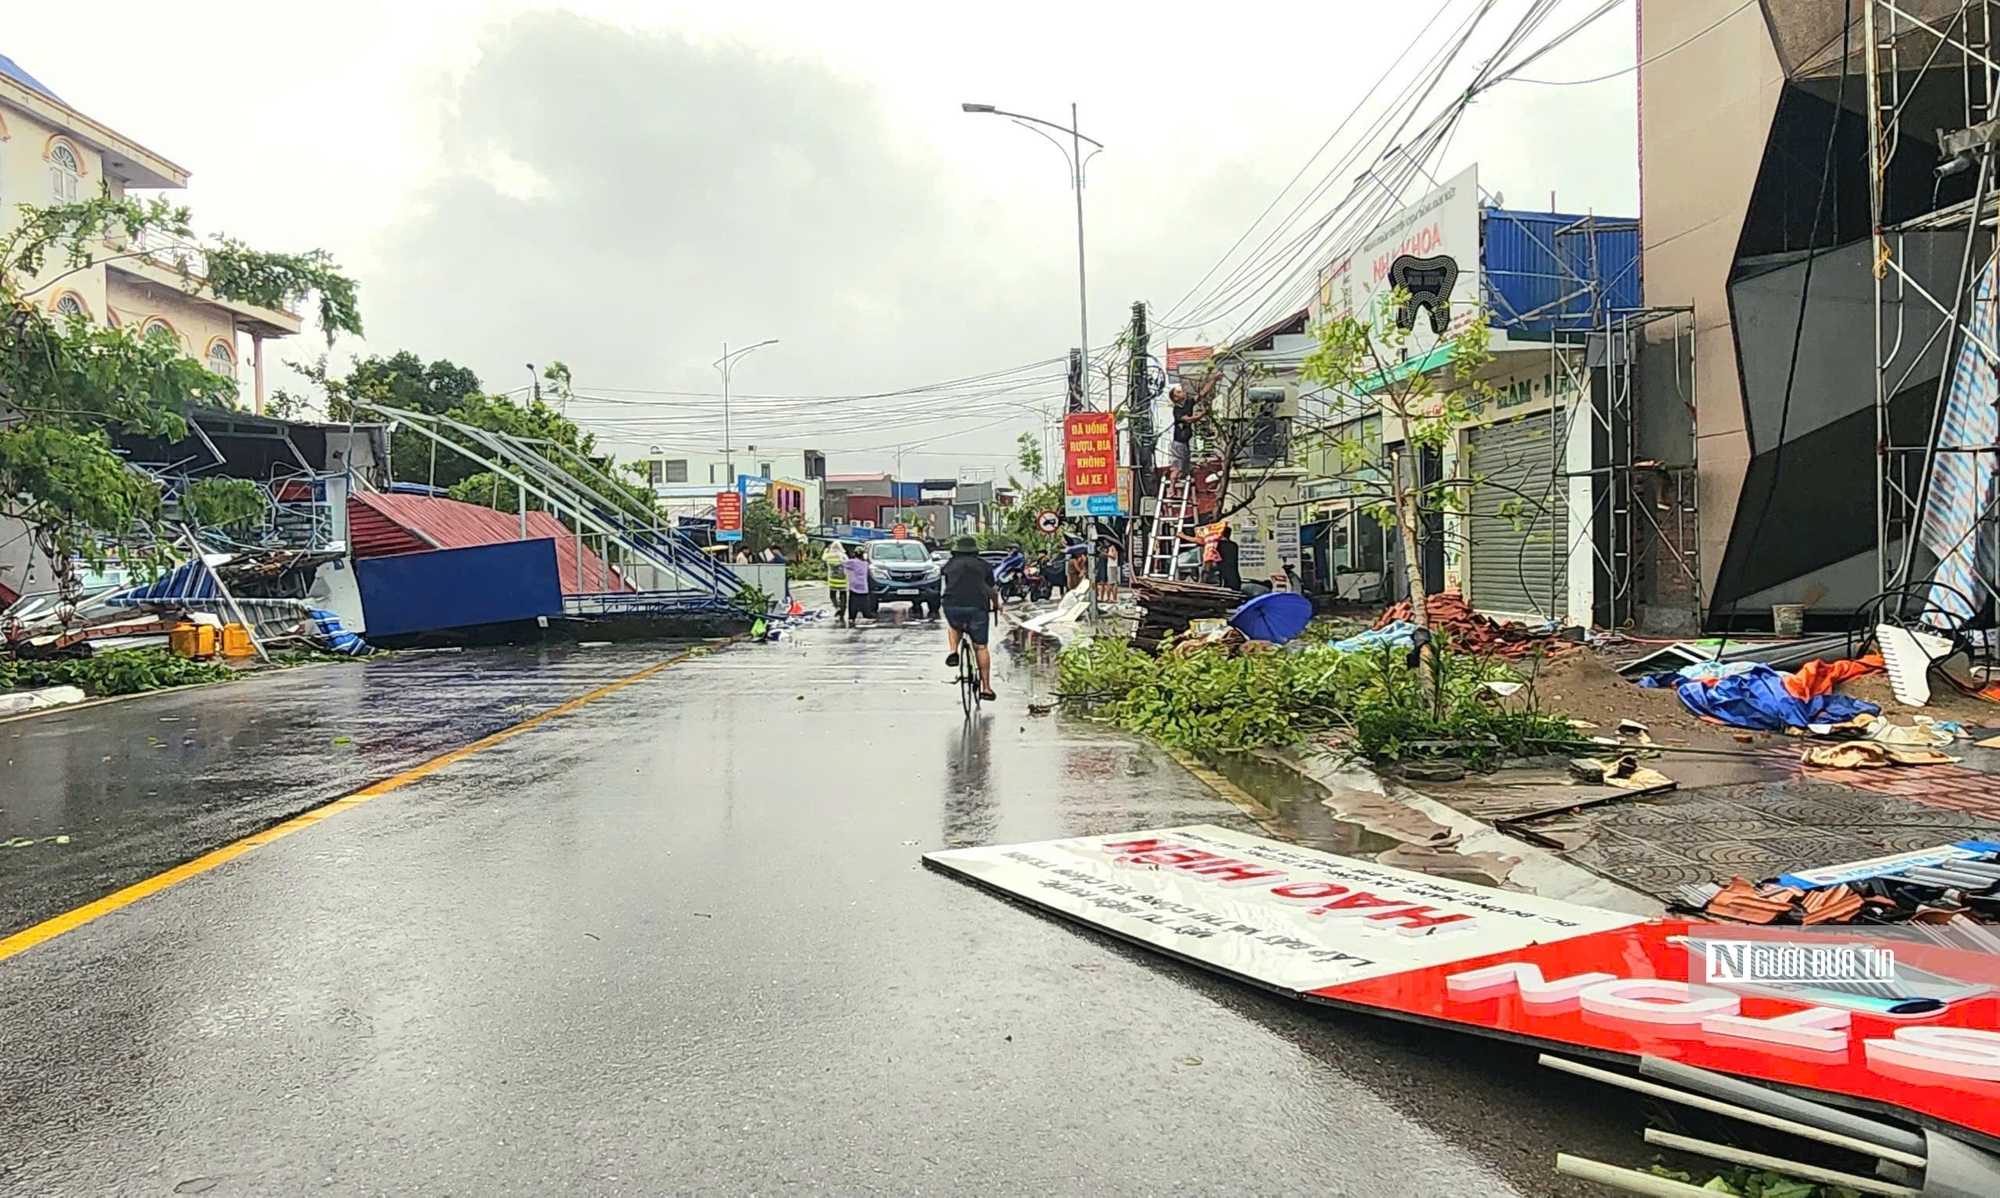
<box><xmin>941</xmin><ymin>536</ymin><xmax>1001</xmax><ymax>702</ymax></box>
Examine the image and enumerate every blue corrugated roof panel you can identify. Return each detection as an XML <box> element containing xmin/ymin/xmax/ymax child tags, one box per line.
<box><xmin>0</xmin><ymin>53</ymin><xmax>62</xmax><ymax>103</ymax></box>
<box><xmin>1482</xmin><ymin>207</ymin><xmax>1641</xmax><ymax>335</ymax></box>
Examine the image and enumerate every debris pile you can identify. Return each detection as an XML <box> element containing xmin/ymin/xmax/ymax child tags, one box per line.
<box><xmin>1373</xmin><ymin>590</ymin><xmax>1563</xmax><ymax>659</ymax></box>
<box><xmin>1129</xmin><ymin>577</ymin><xmax>1245</xmax><ymax>654</ymax></box>
<box><xmin>1674</xmin><ymin>842</ymin><xmax>2000</xmax><ymax>925</ymax></box>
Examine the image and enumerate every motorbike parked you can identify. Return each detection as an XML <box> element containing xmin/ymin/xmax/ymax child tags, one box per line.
<box><xmin>992</xmin><ymin>548</ymin><xmax>1029</xmax><ymax>601</ymax></box>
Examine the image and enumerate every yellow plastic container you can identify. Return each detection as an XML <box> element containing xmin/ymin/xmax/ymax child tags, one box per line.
<box><xmin>220</xmin><ymin>623</ymin><xmax>255</xmax><ymax>658</ymax></box>
<box><xmin>170</xmin><ymin>623</ymin><xmax>218</xmax><ymax>659</ymax></box>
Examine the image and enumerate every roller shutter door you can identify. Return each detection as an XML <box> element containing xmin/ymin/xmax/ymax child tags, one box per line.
<box><xmin>1466</xmin><ymin>416</ymin><xmax>1567</xmax><ymax>619</ymax></box>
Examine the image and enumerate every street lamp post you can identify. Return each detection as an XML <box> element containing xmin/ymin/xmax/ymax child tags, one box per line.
<box><xmin>714</xmin><ymin>339</ymin><xmax>778</xmax><ymax>493</ymax></box>
<box><xmin>963</xmin><ymin>100</ymin><xmax>1105</xmax><ymax>618</ymax></box>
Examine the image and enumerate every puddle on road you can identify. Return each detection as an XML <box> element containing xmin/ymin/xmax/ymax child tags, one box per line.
<box><xmin>1202</xmin><ymin>752</ymin><xmax>1400</xmax><ymax>858</ymax></box>
<box><xmin>1204</xmin><ymin>750</ymin><xmax>1519</xmax><ymax>888</ymax></box>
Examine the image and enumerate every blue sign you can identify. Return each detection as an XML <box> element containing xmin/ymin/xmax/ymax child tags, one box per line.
<box><xmin>1066</xmin><ymin>494</ymin><xmax>1125</xmax><ymax>517</ymax></box>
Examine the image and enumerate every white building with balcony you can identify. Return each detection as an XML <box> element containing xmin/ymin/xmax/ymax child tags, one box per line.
<box><xmin>629</xmin><ymin>444</ymin><xmax>827</xmax><ymax>527</ymax></box>
<box><xmin>0</xmin><ymin>52</ymin><xmax>300</xmax><ymax>410</ymax></box>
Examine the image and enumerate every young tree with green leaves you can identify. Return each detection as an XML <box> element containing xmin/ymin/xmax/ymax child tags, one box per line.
<box><xmin>1013</xmin><ymin>430</ymin><xmax>1045</xmax><ymax>484</ymax></box>
<box><xmin>1297</xmin><ymin>297</ymin><xmax>1501</xmax><ymax>634</ymax></box>
<box><xmin>739</xmin><ymin>496</ymin><xmax>800</xmax><ymax>558</ymax></box>
<box><xmin>0</xmin><ymin>193</ymin><xmax>360</xmax><ymax>592</ymax></box>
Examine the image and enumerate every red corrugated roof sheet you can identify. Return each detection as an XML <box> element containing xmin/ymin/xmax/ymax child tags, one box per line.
<box><xmin>348</xmin><ymin>492</ymin><xmax>630</xmax><ymax>595</ymax></box>
<box><xmin>1165</xmin><ymin>346</ymin><xmax>1213</xmax><ymax>372</ymax></box>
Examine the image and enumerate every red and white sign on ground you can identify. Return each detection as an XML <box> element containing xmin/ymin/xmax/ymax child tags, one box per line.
<box><xmin>926</xmin><ymin>825</ymin><xmax>2000</xmax><ymax>1143</ymax></box>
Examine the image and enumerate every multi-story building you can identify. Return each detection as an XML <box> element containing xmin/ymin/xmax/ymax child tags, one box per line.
<box><xmin>631</xmin><ymin>444</ymin><xmax>826</xmax><ymax>528</ymax></box>
<box><xmin>0</xmin><ymin>52</ymin><xmax>319</xmax><ymax>605</ymax></box>
<box><xmin>0</xmin><ymin>52</ymin><xmax>300</xmax><ymax>411</ymax></box>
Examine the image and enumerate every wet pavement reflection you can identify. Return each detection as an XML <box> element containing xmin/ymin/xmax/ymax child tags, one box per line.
<box><xmin>0</xmin><ymin>618</ymin><xmax>1639</xmax><ymax>1196</ymax></box>
<box><xmin>0</xmin><ymin>643</ymin><xmax>687</xmax><ymax>938</ymax></box>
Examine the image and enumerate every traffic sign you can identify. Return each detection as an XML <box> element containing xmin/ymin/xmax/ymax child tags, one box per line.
<box><xmin>1035</xmin><ymin>510</ymin><xmax>1060</xmax><ymax>535</ymax></box>
<box><xmin>715</xmin><ymin>491</ymin><xmax>743</xmax><ymax>542</ymax></box>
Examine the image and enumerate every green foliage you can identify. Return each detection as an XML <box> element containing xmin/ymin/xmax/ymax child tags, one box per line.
<box><xmin>1014</xmin><ymin>430</ymin><xmax>1045</xmax><ymax>482</ymax></box>
<box><xmin>1296</xmin><ymin>297</ymin><xmax>1499</xmax><ymax>547</ymax></box>
<box><xmin>992</xmin><ymin>480</ymin><xmax>1066</xmax><ymax>556</ymax></box>
<box><xmin>731</xmin><ymin>584</ymin><xmax>774</xmax><ymax>615</ymax></box>
<box><xmin>305</xmin><ymin>350</ymin><xmax>654</xmax><ymax>521</ymax></box>
<box><xmin>740</xmin><ymin>497</ymin><xmax>797</xmax><ymax>557</ymax></box>
<box><xmin>1056</xmin><ymin>635</ymin><xmax>1580</xmax><ymax>763</ymax></box>
<box><xmin>0</xmin><ymin>649</ymin><xmax>236</xmax><ymax>697</ymax></box>
<box><xmin>785</xmin><ymin>556</ymin><xmax>825</xmax><ymax>582</ymax></box>
<box><xmin>0</xmin><ymin>193</ymin><xmax>359</xmax><ymax>580</ymax></box>
<box><xmin>179</xmin><ymin>477</ymin><xmax>266</xmax><ymax>531</ymax></box>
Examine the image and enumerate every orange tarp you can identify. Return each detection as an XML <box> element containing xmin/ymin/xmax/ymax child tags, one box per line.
<box><xmin>1783</xmin><ymin>655</ymin><xmax>1883</xmax><ymax>700</ymax></box>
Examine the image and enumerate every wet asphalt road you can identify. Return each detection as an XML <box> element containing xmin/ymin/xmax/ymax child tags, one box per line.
<box><xmin>0</xmin><ymin>615</ymin><xmax>1642</xmax><ymax>1196</ymax></box>
<box><xmin>0</xmin><ymin>644</ymin><xmax>691</xmax><ymax>939</ymax></box>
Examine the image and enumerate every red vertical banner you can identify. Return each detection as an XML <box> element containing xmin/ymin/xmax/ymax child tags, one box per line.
<box><xmin>715</xmin><ymin>491</ymin><xmax>743</xmax><ymax>542</ymax></box>
<box><xmin>1064</xmin><ymin>412</ymin><xmax>1119</xmax><ymax>515</ymax></box>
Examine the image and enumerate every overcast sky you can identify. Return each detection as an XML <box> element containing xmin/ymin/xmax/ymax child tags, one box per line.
<box><xmin>11</xmin><ymin>0</ymin><xmax>1639</xmax><ymax>475</ymax></box>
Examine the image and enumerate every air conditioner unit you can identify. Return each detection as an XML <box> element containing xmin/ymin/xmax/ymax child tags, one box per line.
<box><xmin>1221</xmin><ymin>381</ymin><xmax>1300</xmax><ymax>420</ymax></box>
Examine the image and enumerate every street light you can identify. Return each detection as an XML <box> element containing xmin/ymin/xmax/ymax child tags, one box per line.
<box><xmin>961</xmin><ymin>101</ymin><xmax>1102</xmax><ymax>410</ymax></box>
<box><xmin>714</xmin><ymin>339</ymin><xmax>778</xmax><ymax>491</ymax></box>
<box><xmin>963</xmin><ymin>100</ymin><xmax>1105</xmax><ymax>617</ymax></box>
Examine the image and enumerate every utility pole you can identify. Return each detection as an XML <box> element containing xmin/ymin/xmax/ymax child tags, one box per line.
<box><xmin>1126</xmin><ymin>302</ymin><xmax>1153</xmax><ymax>575</ymax></box>
<box><xmin>526</xmin><ymin>363</ymin><xmax>539</xmax><ymax>406</ymax></box>
<box><xmin>1126</xmin><ymin>302</ymin><xmax>1152</xmax><ymax>474</ymax></box>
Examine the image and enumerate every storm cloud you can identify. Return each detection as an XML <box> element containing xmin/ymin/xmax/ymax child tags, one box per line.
<box><xmin>356</xmin><ymin>12</ymin><xmax>1301</xmax><ymax>467</ymax></box>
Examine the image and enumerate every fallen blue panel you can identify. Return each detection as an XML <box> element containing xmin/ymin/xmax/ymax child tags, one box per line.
<box><xmin>103</xmin><ymin>559</ymin><xmax>218</xmax><ymax>606</ymax></box>
<box><xmin>355</xmin><ymin>538</ymin><xmax>564</xmax><ymax>638</ymax></box>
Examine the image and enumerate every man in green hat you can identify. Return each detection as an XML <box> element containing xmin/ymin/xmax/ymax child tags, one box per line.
<box><xmin>940</xmin><ymin>535</ymin><xmax>1002</xmax><ymax>701</ymax></box>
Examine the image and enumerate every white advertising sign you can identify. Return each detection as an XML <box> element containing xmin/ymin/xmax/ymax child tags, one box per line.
<box><xmin>925</xmin><ymin>824</ymin><xmax>1644</xmax><ymax>995</ymax></box>
<box><xmin>1315</xmin><ymin>164</ymin><xmax>1483</xmax><ymax>364</ymax></box>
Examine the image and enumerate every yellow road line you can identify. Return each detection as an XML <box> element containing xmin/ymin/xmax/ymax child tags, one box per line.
<box><xmin>0</xmin><ymin>648</ymin><xmax>708</xmax><ymax>966</ymax></box>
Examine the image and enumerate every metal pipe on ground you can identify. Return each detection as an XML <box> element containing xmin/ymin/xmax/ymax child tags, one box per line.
<box><xmin>1637</xmin><ymin>1056</ymin><xmax>1930</xmax><ymax>1162</ymax></box>
<box><xmin>1539</xmin><ymin>1055</ymin><xmax>1928</xmax><ymax>1168</ymax></box>
<box><xmin>1554</xmin><ymin>1154</ymin><xmax>1731</xmax><ymax>1196</ymax></box>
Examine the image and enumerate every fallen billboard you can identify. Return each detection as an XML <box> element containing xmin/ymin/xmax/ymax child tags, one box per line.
<box><xmin>926</xmin><ymin>825</ymin><xmax>2000</xmax><ymax>1145</ymax></box>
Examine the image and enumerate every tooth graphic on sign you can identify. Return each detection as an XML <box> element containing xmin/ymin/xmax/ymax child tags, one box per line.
<box><xmin>1388</xmin><ymin>253</ymin><xmax>1459</xmax><ymax>335</ymax></box>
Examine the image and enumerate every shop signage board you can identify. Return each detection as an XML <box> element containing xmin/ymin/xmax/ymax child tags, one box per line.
<box><xmin>927</xmin><ymin>825</ymin><xmax>2000</xmax><ymax>1143</ymax></box>
<box><xmin>715</xmin><ymin>491</ymin><xmax>743</xmax><ymax>542</ymax></box>
<box><xmin>1064</xmin><ymin>413</ymin><xmax>1122</xmax><ymax>516</ymax></box>
<box><xmin>1315</xmin><ymin>164</ymin><xmax>1486</xmax><ymax>362</ymax></box>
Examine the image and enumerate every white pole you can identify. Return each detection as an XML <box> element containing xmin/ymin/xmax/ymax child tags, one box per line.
<box><xmin>1074</xmin><ymin>101</ymin><xmax>1099</xmax><ymax>622</ymax></box>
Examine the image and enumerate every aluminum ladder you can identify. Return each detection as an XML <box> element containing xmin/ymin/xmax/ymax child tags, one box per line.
<box><xmin>1143</xmin><ymin>476</ymin><xmax>1196</xmax><ymax>578</ymax></box>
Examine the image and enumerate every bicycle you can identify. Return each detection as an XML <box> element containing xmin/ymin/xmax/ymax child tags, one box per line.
<box><xmin>957</xmin><ymin>641</ymin><xmax>981</xmax><ymax>716</ymax></box>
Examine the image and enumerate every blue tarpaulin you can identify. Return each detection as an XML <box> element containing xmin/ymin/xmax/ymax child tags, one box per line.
<box><xmin>1329</xmin><ymin>620</ymin><xmax>1418</xmax><ymax>654</ymax></box>
<box><xmin>1639</xmin><ymin>664</ymin><xmax>1878</xmax><ymax>732</ymax></box>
